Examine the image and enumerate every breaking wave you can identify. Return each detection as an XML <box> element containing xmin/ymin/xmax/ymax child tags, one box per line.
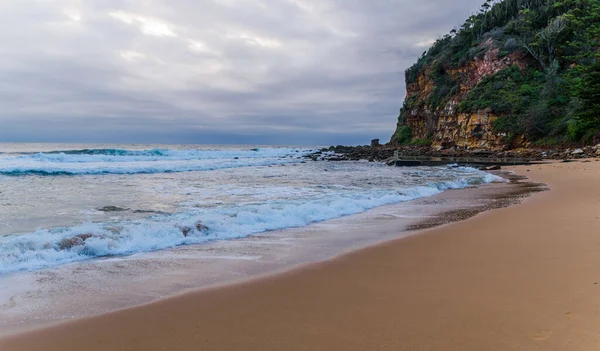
<box><xmin>0</xmin><ymin>170</ymin><xmax>504</xmax><ymax>275</ymax></box>
<box><xmin>0</xmin><ymin>147</ymin><xmax>315</xmax><ymax>176</ymax></box>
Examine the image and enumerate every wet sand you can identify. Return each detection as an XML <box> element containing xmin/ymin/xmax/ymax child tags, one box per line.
<box><xmin>2</xmin><ymin>160</ymin><xmax>600</xmax><ymax>350</ymax></box>
<box><xmin>0</xmin><ymin>173</ymin><xmax>522</xmax><ymax>334</ymax></box>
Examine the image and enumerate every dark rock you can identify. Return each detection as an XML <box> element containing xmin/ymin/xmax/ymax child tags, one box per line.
<box><xmin>371</xmin><ymin>139</ymin><xmax>380</xmax><ymax>147</ymax></box>
<box><xmin>176</xmin><ymin>221</ymin><xmax>209</xmax><ymax>237</ymax></box>
<box><xmin>58</xmin><ymin>233</ymin><xmax>93</xmax><ymax>250</ymax></box>
<box><xmin>309</xmin><ymin>143</ymin><xmax>588</xmax><ymax>164</ymax></box>
<box><xmin>97</xmin><ymin>206</ymin><xmax>129</xmax><ymax>212</ymax></box>
<box><xmin>178</xmin><ymin>226</ymin><xmax>192</xmax><ymax>237</ymax></box>
<box><xmin>195</xmin><ymin>221</ymin><xmax>209</xmax><ymax>232</ymax></box>
<box><xmin>59</xmin><ymin>237</ymin><xmax>83</xmax><ymax>250</ymax></box>
<box><xmin>76</xmin><ymin>234</ymin><xmax>93</xmax><ymax>241</ymax></box>
<box><xmin>133</xmin><ymin>209</ymin><xmax>157</xmax><ymax>214</ymax></box>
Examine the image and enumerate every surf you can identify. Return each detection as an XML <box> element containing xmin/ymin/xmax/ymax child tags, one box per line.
<box><xmin>0</xmin><ymin>147</ymin><xmax>315</xmax><ymax>176</ymax></box>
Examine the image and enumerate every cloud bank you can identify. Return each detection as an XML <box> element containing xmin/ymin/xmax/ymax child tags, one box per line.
<box><xmin>0</xmin><ymin>0</ymin><xmax>483</xmax><ymax>145</ymax></box>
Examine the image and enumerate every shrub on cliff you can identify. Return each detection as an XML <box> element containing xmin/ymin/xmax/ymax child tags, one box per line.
<box><xmin>394</xmin><ymin>125</ymin><xmax>413</xmax><ymax>145</ymax></box>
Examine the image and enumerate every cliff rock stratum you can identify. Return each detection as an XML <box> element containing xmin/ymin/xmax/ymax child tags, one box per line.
<box><xmin>391</xmin><ymin>0</ymin><xmax>600</xmax><ymax>150</ymax></box>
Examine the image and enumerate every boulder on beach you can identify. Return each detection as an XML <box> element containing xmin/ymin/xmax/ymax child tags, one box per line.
<box><xmin>58</xmin><ymin>233</ymin><xmax>94</xmax><ymax>250</ymax></box>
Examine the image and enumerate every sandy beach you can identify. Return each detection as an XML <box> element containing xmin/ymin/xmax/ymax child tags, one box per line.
<box><xmin>2</xmin><ymin>160</ymin><xmax>600</xmax><ymax>350</ymax></box>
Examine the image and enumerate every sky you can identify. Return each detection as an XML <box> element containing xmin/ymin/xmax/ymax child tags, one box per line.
<box><xmin>0</xmin><ymin>0</ymin><xmax>483</xmax><ymax>145</ymax></box>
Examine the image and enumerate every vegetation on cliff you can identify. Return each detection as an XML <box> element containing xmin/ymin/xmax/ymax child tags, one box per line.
<box><xmin>393</xmin><ymin>0</ymin><xmax>600</xmax><ymax>147</ymax></box>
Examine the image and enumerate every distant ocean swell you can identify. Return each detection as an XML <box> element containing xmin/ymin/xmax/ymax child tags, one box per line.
<box><xmin>0</xmin><ymin>147</ymin><xmax>315</xmax><ymax>176</ymax></box>
<box><xmin>0</xmin><ymin>170</ymin><xmax>503</xmax><ymax>275</ymax></box>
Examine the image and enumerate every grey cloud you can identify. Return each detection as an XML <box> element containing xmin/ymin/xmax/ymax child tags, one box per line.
<box><xmin>0</xmin><ymin>0</ymin><xmax>483</xmax><ymax>145</ymax></box>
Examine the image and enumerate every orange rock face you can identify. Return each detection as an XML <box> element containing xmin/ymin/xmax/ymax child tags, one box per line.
<box><xmin>394</xmin><ymin>38</ymin><xmax>529</xmax><ymax>149</ymax></box>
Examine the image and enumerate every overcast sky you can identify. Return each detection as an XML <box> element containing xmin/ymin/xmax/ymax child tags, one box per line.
<box><xmin>0</xmin><ymin>0</ymin><xmax>482</xmax><ymax>145</ymax></box>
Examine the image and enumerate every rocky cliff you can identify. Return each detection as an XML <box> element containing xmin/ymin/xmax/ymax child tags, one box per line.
<box><xmin>391</xmin><ymin>0</ymin><xmax>600</xmax><ymax>149</ymax></box>
<box><xmin>398</xmin><ymin>39</ymin><xmax>530</xmax><ymax>149</ymax></box>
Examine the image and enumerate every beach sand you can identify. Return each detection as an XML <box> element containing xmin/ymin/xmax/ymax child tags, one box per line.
<box><xmin>2</xmin><ymin>160</ymin><xmax>600</xmax><ymax>350</ymax></box>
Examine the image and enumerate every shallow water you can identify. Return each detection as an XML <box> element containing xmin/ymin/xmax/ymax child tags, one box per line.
<box><xmin>0</xmin><ymin>143</ymin><xmax>502</xmax><ymax>275</ymax></box>
<box><xmin>0</xmin><ymin>179</ymin><xmax>522</xmax><ymax>335</ymax></box>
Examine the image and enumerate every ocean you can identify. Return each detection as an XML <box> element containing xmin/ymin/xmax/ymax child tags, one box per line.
<box><xmin>0</xmin><ymin>143</ymin><xmax>504</xmax><ymax>330</ymax></box>
<box><xmin>0</xmin><ymin>142</ymin><xmax>502</xmax><ymax>274</ymax></box>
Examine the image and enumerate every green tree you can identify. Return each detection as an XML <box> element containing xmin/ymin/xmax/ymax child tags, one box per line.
<box><xmin>572</xmin><ymin>62</ymin><xmax>600</xmax><ymax>142</ymax></box>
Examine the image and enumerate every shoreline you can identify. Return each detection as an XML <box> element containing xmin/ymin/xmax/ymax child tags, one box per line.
<box><xmin>0</xmin><ymin>164</ymin><xmax>561</xmax><ymax>349</ymax></box>
<box><xmin>0</xmin><ymin>170</ymin><xmax>535</xmax><ymax>338</ymax></box>
<box><xmin>5</xmin><ymin>160</ymin><xmax>600</xmax><ymax>349</ymax></box>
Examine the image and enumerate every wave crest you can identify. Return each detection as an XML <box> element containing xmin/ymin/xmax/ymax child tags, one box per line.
<box><xmin>0</xmin><ymin>147</ymin><xmax>315</xmax><ymax>176</ymax></box>
<box><xmin>0</xmin><ymin>171</ymin><xmax>504</xmax><ymax>275</ymax></box>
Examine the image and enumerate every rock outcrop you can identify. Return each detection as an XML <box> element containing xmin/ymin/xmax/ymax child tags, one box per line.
<box><xmin>393</xmin><ymin>38</ymin><xmax>529</xmax><ymax>150</ymax></box>
<box><xmin>307</xmin><ymin>144</ymin><xmax>600</xmax><ymax>163</ymax></box>
<box><xmin>390</xmin><ymin>0</ymin><xmax>600</xmax><ymax>149</ymax></box>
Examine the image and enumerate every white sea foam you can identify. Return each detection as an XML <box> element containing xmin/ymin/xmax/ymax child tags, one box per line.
<box><xmin>0</xmin><ymin>168</ymin><xmax>504</xmax><ymax>275</ymax></box>
<box><xmin>0</xmin><ymin>146</ymin><xmax>506</xmax><ymax>274</ymax></box>
<box><xmin>0</xmin><ymin>147</ymin><xmax>315</xmax><ymax>175</ymax></box>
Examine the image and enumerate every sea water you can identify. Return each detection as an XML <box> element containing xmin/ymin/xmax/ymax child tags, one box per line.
<box><xmin>0</xmin><ymin>143</ymin><xmax>502</xmax><ymax>275</ymax></box>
